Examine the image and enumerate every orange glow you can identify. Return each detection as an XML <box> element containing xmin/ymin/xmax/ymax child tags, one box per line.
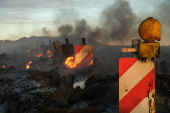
<box><xmin>47</xmin><ymin>50</ymin><xmax>51</xmax><ymax>54</ymax></box>
<box><xmin>28</xmin><ymin>50</ymin><xmax>31</xmax><ymax>53</ymax></box>
<box><xmin>47</xmin><ymin>50</ymin><xmax>52</xmax><ymax>57</ymax></box>
<box><xmin>65</xmin><ymin>57</ymin><xmax>76</xmax><ymax>68</ymax></box>
<box><xmin>48</xmin><ymin>55</ymin><xmax>52</xmax><ymax>57</ymax></box>
<box><xmin>37</xmin><ymin>67</ymin><xmax>40</xmax><ymax>69</ymax></box>
<box><xmin>2</xmin><ymin>65</ymin><xmax>6</xmax><ymax>68</ymax></box>
<box><xmin>34</xmin><ymin>53</ymin><xmax>43</xmax><ymax>57</ymax></box>
<box><xmin>26</xmin><ymin>61</ymin><xmax>32</xmax><ymax>69</ymax></box>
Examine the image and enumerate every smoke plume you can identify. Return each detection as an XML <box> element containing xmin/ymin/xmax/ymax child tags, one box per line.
<box><xmin>1</xmin><ymin>0</ymin><xmax>170</xmax><ymax>75</ymax></box>
<box><xmin>98</xmin><ymin>0</ymin><xmax>137</xmax><ymax>44</ymax></box>
<box><xmin>154</xmin><ymin>0</ymin><xmax>170</xmax><ymax>45</ymax></box>
<box><xmin>56</xmin><ymin>0</ymin><xmax>138</xmax><ymax>45</ymax></box>
<box><xmin>41</xmin><ymin>27</ymin><xmax>51</xmax><ymax>36</ymax></box>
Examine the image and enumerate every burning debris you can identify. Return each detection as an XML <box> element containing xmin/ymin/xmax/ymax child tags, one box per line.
<box><xmin>0</xmin><ymin>35</ymin><xmax>170</xmax><ymax>112</ymax></box>
<box><xmin>34</xmin><ymin>53</ymin><xmax>43</xmax><ymax>57</ymax></box>
<box><xmin>1</xmin><ymin>65</ymin><xmax>5</xmax><ymax>69</ymax></box>
<box><xmin>65</xmin><ymin>57</ymin><xmax>76</xmax><ymax>69</ymax></box>
<box><xmin>0</xmin><ymin>1</ymin><xmax>170</xmax><ymax>112</ymax></box>
<box><xmin>46</xmin><ymin>50</ymin><xmax>52</xmax><ymax>57</ymax></box>
<box><xmin>26</xmin><ymin>61</ymin><xmax>32</xmax><ymax>69</ymax></box>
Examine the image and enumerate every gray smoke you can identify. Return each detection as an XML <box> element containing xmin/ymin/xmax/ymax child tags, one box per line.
<box><xmin>58</xmin><ymin>24</ymin><xmax>73</xmax><ymax>38</ymax></box>
<box><xmin>41</xmin><ymin>27</ymin><xmax>51</xmax><ymax>36</ymax></box>
<box><xmin>154</xmin><ymin>0</ymin><xmax>170</xmax><ymax>45</ymax></box>
<box><xmin>56</xmin><ymin>0</ymin><xmax>138</xmax><ymax>45</ymax></box>
<box><xmin>1</xmin><ymin>0</ymin><xmax>170</xmax><ymax>76</ymax></box>
<box><xmin>98</xmin><ymin>0</ymin><xmax>137</xmax><ymax>44</ymax></box>
<box><xmin>74</xmin><ymin>19</ymin><xmax>91</xmax><ymax>39</ymax></box>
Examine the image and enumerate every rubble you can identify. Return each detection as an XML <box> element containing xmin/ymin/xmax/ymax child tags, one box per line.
<box><xmin>0</xmin><ymin>66</ymin><xmax>119</xmax><ymax>113</ymax></box>
<box><xmin>0</xmin><ymin>61</ymin><xmax>169</xmax><ymax>113</ymax></box>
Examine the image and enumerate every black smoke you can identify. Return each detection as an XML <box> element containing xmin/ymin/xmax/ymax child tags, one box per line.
<box><xmin>154</xmin><ymin>0</ymin><xmax>170</xmax><ymax>45</ymax></box>
<box><xmin>56</xmin><ymin>0</ymin><xmax>138</xmax><ymax>45</ymax></box>
<box><xmin>1</xmin><ymin>0</ymin><xmax>170</xmax><ymax>75</ymax></box>
<box><xmin>98</xmin><ymin>0</ymin><xmax>137</xmax><ymax>44</ymax></box>
<box><xmin>41</xmin><ymin>27</ymin><xmax>51</xmax><ymax>36</ymax></box>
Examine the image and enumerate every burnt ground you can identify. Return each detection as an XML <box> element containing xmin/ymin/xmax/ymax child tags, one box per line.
<box><xmin>0</xmin><ymin>67</ymin><xmax>170</xmax><ymax>113</ymax></box>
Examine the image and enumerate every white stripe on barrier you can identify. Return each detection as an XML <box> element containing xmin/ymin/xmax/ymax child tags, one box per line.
<box><xmin>75</xmin><ymin>45</ymin><xmax>92</xmax><ymax>66</ymax></box>
<box><xmin>131</xmin><ymin>97</ymin><xmax>149</xmax><ymax>113</ymax></box>
<box><xmin>119</xmin><ymin>60</ymin><xmax>154</xmax><ymax>100</ymax></box>
<box><xmin>131</xmin><ymin>89</ymin><xmax>155</xmax><ymax>113</ymax></box>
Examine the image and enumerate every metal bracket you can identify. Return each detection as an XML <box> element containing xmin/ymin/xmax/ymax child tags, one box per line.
<box><xmin>121</xmin><ymin>39</ymin><xmax>141</xmax><ymax>58</ymax></box>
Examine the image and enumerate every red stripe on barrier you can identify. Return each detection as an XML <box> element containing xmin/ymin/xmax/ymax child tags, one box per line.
<box><xmin>119</xmin><ymin>68</ymin><xmax>155</xmax><ymax>113</ymax></box>
<box><xmin>75</xmin><ymin>45</ymin><xmax>84</xmax><ymax>54</ymax></box>
<box><xmin>119</xmin><ymin>58</ymin><xmax>138</xmax><ymax>78</ymax></box>
<box><xmin>75</xmin><ymin>50</ymin><xmax>93</xmax><ymax>69</ymax></box>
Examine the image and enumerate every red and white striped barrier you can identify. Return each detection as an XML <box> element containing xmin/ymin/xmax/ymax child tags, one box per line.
<box><xmin>119</xmin><ymin>58</ymin><xmax>155</xmax><ymax>113</ymax></box>
<box><xmin>74</xmin><ymin>45</ymin><xmax>93</xmax><ymax>74</ymax></box>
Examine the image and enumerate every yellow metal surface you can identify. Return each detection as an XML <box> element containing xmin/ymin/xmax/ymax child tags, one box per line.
<box><xmin>122</xmin><ymin>48</ymin><xmax>137</xmax><ymax>52</ymax></box>
<box><xmin>148</xmin><ymin>90</ymin><xmax>155</xmax><ymax>113</ymax></box>
<box><xmin>138</xmin><ymin>17</ymin><xmax>161</xmax><ymax>42</ymax></box>
<box><xmin>138</xmin><ymin>42</ymin><xmax>160</xmax><ymax>61</ymax></box>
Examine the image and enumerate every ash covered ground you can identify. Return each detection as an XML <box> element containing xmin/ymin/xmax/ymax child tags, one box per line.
<box><xmin>0</xmin><ymin>37</ymin><xmax>170</xmax><ymax>113</ymax></box>
<box><xmin>1</xmin><ymin>0</ymin><xmax>170</xmax><ymax>112</ymax></box>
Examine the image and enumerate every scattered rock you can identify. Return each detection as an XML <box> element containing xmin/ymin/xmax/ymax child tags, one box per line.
<box><xmin>69</xmin><ymin>83</ymin><xmax>104</xmax><ymax>105</ymax></box>
<box><xmin>7</xmin><ymin>66</ymin><xmax>16</xmax><ymax>72</ymax></box>
<box><xmin>69</xmin><ymin>101</ymin><xmax>89</xmax><ymax>111</ymax></box>
<box><xmin>85</xmin><ymin>75</ymin><xmax>97</xmax><ymax>88</ymax></box>
<box><xmin>0</xmin><ymin>94</ymin><xmax>5</xmax><ymax>104</ymax></box>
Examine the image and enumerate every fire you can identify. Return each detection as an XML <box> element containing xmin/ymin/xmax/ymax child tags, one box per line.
<box><xmin>48</xmin><ymin>55</ymin><xmax>52</xmax><ymax>57</ymax></box>
<box><xmin>26</xmin><ymin>61</ymin><xmax>32</xmax><ymax>69</ymax></box>
<box><xmin>28</xmin><ymin>50</ymin><xmax>31</xmax><ymax>53</ymax></box>
<box><xmin>47</xmin><ymin>50</ymin><xmax>51</xmax><ymax>54</ymax></box>
<box><xmin>47</xmin><ymin>50</ymin><xmax>52</xmax><ymax>57</ymax></box>
<box><xmin>34</xmin><ymin>53</ymin><xmax>43</xmax><ymax>57</ymax></box>
<box><xmin>1</xmin><ymin>65</ymin><xmax>6</xmax><ymax>68</ymax></box>
<box><xmin>65</xmin><ymin>57</ymin><xmax>76</xmax><ymax>68</ymax></box>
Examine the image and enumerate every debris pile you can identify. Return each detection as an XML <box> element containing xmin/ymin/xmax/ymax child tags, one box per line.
<box><xmin>0</xmin><ymin>67</ymin><xmax>119</xmax><ymax>113</ymax></box>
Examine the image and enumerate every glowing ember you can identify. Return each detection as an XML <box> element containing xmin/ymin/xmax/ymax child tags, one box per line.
<box><xmin>26</xmin><ymin>61</ymin><xmax>32</xmax><ymax>69</ymax></box>
<box><xmin>37</xmin><ymin>67</ymin><xmax>40</xmax><ymax>69</ymax></box>
<box><xmin>47</xmin><ymin>50</ymin><xmax>51</xmax><ymax>54</ymax></box>
<box><xmin>65</xmin><ymin>57</ymin><xmax>76</xmax><ymax>68</ymax></box>
<box><xmin>1</xmin><ymin>65</ymin><xmax>6</xmax><ymax>68</ymax></box>
<box><xmin>34</xmin><ymin>53</ymin><xmax>43</xmax><ymax>57</ymax></box>
<box><xmin>28</xmin><ymin>50</ymin><xmax>31</xmax><ymax>53</ymax></box>
<box><xmin>47</xmin><ymin>50</ymin><xmax>52</xmax><ymax>57</ymax></box>
<box><xmin>48</xmin><ymin>55</ymin><xmax>52</xmax><ymax>57</ymax></box>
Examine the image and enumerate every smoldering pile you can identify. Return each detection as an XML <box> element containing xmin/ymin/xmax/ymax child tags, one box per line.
<box><xmin>1</xmin><ymin>0</ymin><xmax>170</xmax><ymax>113</ymax></box>
<box><xmin>0</xmin><ymin>60</ymin><xmax>119</xmax><ymax>113</ymax></box>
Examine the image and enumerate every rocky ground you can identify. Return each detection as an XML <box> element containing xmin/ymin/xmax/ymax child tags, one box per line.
<box><xmin>0</xmin><ymin>67</ymin><xmax>170</xmax><ymax>113</ymax></box>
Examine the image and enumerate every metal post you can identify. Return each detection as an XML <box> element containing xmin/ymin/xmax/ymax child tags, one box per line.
<box><xmin>81</xmin><ymin>38</ymin><xmax>86</xmax><ymax>45</ymax></box>
<box><xmin>65</xmin><ymin>38</ymin><xmax>69</xmax><ymax>44</ymax></box>
<box><xmin>132</xmin><ymin>39</ymin><xmax>141</xmax><ymax>58</ymax></box>
<box><xmin>49</xmin><ymin>40</ymin><xmax>51</xmax><ymax>46</ymax></box>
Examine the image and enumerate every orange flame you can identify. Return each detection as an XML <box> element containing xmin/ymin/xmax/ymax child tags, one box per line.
<box><xmin>65</xmin><ymin>57</ymin><xmax>76</xmax><ymax>68</ymax></box>
<box><xmin>28</xmin><ymin>50</ymin><xmax>31</xmax><ymax>53</ymax></box>
<box><xmin>2</xmin><ymin>65</ymin><xmax>6</xmax><ymax>68</ymax></box>
<box><xmin>26</xmin><ymin>61</ymin><xmax>32</xmax><ymax>69</ymax></box>
<box><xmin>47</xmin><ymin>50</ymin><xmax>51</xmax><ymax>54</ymax></box>
<box><xmin>47</xmin><ymin>50</ymin><xmax>52</xmax><ymax>57</ymax></box>
<box><xmin>34</xmin><ymin>53</ymin><xmax>43</xmax><ymax>57</ymax></box>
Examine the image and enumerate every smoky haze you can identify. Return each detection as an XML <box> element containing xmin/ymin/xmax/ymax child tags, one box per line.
<box><xmin>57</xmin><ymin>0</ymin><xmax>139</xmax><ymax>45</ymax></box>
<box><xmin>154</xmin><ymin>0</ymin><xmax>170</xmax><ymax>45</ymax></box>
<box><xmin>0</xmin><ymin>0</ymin><xmax>170</xmax><ymax>75</ymax></box>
